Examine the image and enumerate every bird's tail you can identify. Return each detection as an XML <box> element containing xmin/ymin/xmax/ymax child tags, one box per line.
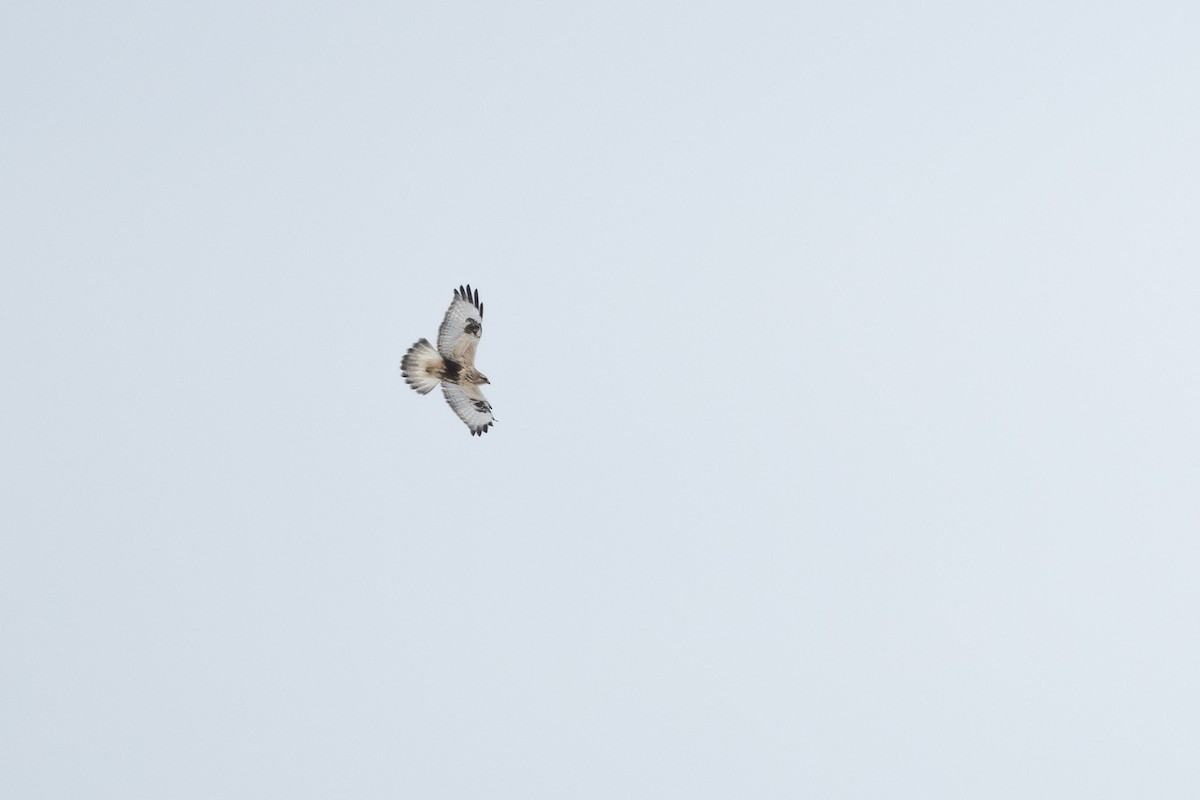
<box><xmin>401</xmin><ymin>338</ymin><xmax>442</xmax><ymax>394</ymax></box>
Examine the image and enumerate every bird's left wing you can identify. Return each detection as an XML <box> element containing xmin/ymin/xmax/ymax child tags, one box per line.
<box><xmin>437</xmin><ymin>284</ymin><xmax>484</xmax><ymax>364</ymax></box>
<box><xmin>441</xmin><ymin>383</ymin><xmax>495</xmax><ymax>435</ymax></box>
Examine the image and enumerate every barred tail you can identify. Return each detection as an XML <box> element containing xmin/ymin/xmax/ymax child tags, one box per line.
<box><xmin>401</xmin><ymin>338</ymin><xmax>442</xmax><ymax>394</ymax></box>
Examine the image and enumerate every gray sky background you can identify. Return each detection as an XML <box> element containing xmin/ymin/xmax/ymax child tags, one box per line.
<box><xmin>3</xmin><ymin>1</ymin><xmax>1199</xmax><ymax>797</ymax></box>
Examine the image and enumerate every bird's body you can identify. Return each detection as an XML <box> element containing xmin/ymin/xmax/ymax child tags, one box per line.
<box><xmin>401</xmin><ymin>285</ymin><xmax>494</xmax><ymax>435</ymax></box>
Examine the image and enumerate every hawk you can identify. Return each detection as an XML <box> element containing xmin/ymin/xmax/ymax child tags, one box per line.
<box><xmin>400</xmin><ymin>284</ymin><xmax>495</xmax><ymax>435</ymax></box>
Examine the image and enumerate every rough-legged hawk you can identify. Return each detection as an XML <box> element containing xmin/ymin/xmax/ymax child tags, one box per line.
<box><xmin>401</xmin><ymin>285</ymin><xmax>494</xmax><ymax>435</ymax></box>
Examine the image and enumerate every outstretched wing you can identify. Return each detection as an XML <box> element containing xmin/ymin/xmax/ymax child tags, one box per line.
<box><xmin>437</xmin><ymin>284</ymin><xmax>484</xmax><ymax>364</ymax></box>
<box><xmin>441</xmin><ymin>383</ymin><xmax>494</xmax><ymax>436</ymax></box>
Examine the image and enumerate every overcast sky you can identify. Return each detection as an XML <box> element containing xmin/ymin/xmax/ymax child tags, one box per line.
<box><xmin>3</xmin><ymin>1</ymin><xmax>1199</xmax><ymax>798</ymax></box>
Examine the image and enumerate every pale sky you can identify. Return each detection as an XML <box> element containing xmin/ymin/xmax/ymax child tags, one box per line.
<box><xmin>3</xmin><ymin>2</ymin><xmax>1199</xmax><ymax>798</ymax></box>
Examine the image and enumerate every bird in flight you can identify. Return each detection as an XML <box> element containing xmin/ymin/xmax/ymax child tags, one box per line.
<box><xmin>401</xmin><ymin>285</ymin><xmax>495</xmax><ymax>435</ymax></box>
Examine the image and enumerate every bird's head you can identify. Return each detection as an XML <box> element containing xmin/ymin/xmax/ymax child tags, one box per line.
<box><xmin>479</xmin><ymin>373</ymin><xmax>490</xmax><ymax>385</ymax></box>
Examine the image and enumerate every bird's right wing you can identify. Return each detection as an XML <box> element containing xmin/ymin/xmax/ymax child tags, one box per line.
<box><xmin>437</xmin><ymin>284</ymin><xmax>484</xmax><ymax>364</ymax></box>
